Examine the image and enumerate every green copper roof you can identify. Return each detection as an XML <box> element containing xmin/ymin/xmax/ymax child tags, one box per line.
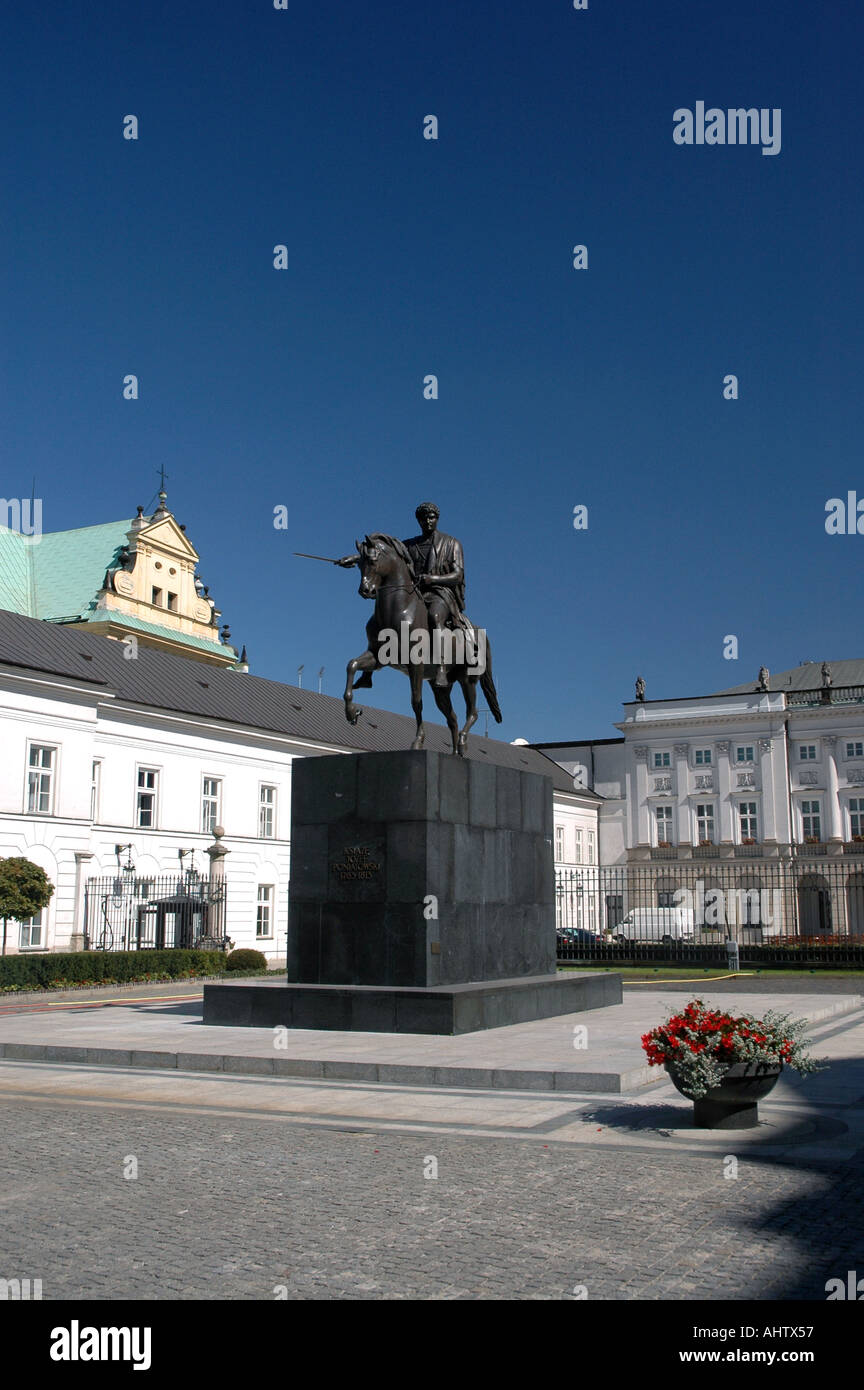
<box><xmin>31</xmin><ymin>519</ymin><xmax>134</xmax><ymax>620</ymax></box>
<box><xmin>0</xmin><ymin>519</ymin><xmax>133</xmax><ymax>620</ymax></box>
<box><xmin>0</xmin><ymin>526</ymin><xmax>34</xmax><ymax>614</ymax></box>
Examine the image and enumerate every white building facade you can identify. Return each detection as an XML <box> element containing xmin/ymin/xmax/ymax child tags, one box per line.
<box><xmin>0</xmin><ymin>663</ymin><xmax>301</xmax><ymax>957</ymax></box>
<box><xmin>536</xmin><ymin>663</ymin><xmax>864</xmax><ymax>938</ymax></box>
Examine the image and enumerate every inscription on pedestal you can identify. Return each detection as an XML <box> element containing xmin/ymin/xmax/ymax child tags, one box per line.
<box><xmin>331</xmin><ymin>846</ymin><xmax>382</xmax><ymax>882</ymax></box>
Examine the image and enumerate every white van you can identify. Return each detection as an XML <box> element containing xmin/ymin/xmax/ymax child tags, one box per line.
<box><xmin>615</xmin><ymin>906</ymin><xmax>696</xmax><ymax>944</ymax></box>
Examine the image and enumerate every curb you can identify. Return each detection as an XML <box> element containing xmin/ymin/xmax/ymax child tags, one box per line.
<box><xmin>0</xmin><ymin>1039</ymin><xmax>661</xmax><ymax>1094</ymax></box>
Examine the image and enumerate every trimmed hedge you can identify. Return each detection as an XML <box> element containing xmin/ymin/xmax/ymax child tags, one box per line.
<box><xmin>0</xmin><ymin>949</ymin><xmax>227</xmax><ymax>993</ymax></box>
<box><xmin>225</xmin><ymin>948</ymin><xmax>269</xmax><ymax>973</ymax></box>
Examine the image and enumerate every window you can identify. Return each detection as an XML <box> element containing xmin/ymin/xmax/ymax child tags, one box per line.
<box><xmin>694</xmin><ymin>749</ymin><xmax>712</xmax><ymax>766</ymax></box>
<box><xmin>653</xmin><ymin>752</ymin><xmax>671</xmax><ymax>768</ymax></box>
<box><xmin>574</xmin><ymin>829</ymin><xmax>583</xmax><ymax>863</ymax></box>
<box><xmin>151</xmin><ymin>586</ymin><xmax>162</xmax><ymax>606</ymax></box>
<box><xmin>799</xmin><ymin>745</ymin><xmax>817</xmax><ymax>761</ymax></box>
<box><xmin>736</xmin><ymin>746</ymin><xmax>755</xmax><ymax>764</ymax></box>
<box><xmin>587</xmin><ymin>829</ymin><xmax>595</xmax><ymax>864</ymax></box>
<box><xmin>136</xmin><ymin>767</ymin><xmax>158</xmax><ymax>828</ymax></box>
<box><xmin>696</xmin><ymin>804</ymin><xmax>715</xmax><ymax>843</ymax></box>
<box><xmin>27</xmin><ymin>745</ymin><xmax>56</xmax><ymax>814</ymax></box>
<box><xmin>849</xmin><ymin>798</ymin><xmax>864</xmax><ymax>839</ymax></box>
<box><xmin>90</xmin><ymin>760</ymin><xmax>102</xmax><ymax>822</ymax></box>
<box><xmin>167</xmin><ymin>592</ymin><xmax>178</xmax><ymax>612</ymax></box>
<box><xmin>801</xmin><ymin>799</ymin><xmax>821</xmax><ymax>841</ymax></box>
<box><xmin>739</xmin><ymin>802</ymin><xmax>758</xmax><ymax>841</ymax></box>
<box><xmin>554</xmin><ymin>826</ymin><xmax>565</xmax><ymax>863</ymax></box>
<box><xmin>259</xmin><ymin>785</ymin><xmax>276</xmax><ymax>839</ymax></box>
<box><xmin>846</xmin><ymin>742</ymin><xmax>864</xmax><ymax>759</ymax></box>
<box><xmin>19</xmin><ymin>909</ymin><xmax>44</xmax><ymax>949</ymax></box>
<box><xmin>201</xmin><ymin>777</ymin><xmax>221</xmax><ymax>835</ymax></box>
<box><xmin>256</xmin><ymin>885</ymin><xmax>274</xmax><ymax>938</ymax></box>
<box><xmin>655</xmin><ymin>805</ymin><xmax>673</xmax><ymax>844</ymax></box>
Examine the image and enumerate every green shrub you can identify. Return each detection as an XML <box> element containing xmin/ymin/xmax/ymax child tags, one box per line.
<box><xmin>0</xmin><ymin>949</ymin><xmax>227</xmax><ymax>993</ymax></box>
<box><xmin>225</xmin><ymin>948</ymin><xmax>269</xmax><ymax>973</ymax></box>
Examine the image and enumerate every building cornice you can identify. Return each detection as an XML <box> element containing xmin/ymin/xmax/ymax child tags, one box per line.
<box><xmin>615</xmin><ymin>706</ymin><xmax>864</xmax><ymax>736</ymax></box>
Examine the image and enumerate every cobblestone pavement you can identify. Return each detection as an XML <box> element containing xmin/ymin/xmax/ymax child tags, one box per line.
<box><xmin>1</xmin><ymin>1085</ymin><xmax>862</xmax><ymax>1301</ymax></box>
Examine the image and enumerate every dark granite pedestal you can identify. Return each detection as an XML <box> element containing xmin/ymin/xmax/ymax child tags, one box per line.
<box><xmin>204</xmin><ymin>749</ymin><xmax>622</xmax><ymax>1035</ymax></box>
<box><xmin>203</xmin><ymin>970</ymin><xmax>621</xmax><ymax>1035</ymax></box>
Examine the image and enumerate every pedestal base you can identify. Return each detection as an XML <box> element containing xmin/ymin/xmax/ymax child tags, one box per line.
<box><xmin>203</xmin><ymin>971</ymin><xmax>622</xmax><ymax>1036</ymax></box>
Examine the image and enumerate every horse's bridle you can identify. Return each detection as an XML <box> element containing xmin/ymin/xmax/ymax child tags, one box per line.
<box><xmin>359</xmin><ymin>542</ymin><xmax>422</xmax><ymax>597</ymax></box>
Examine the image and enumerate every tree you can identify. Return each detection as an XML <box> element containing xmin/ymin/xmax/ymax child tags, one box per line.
<box><xmin>0</xmin><ymin>857</ymin><xmax>54</xmax><ymax>956</ymax></box>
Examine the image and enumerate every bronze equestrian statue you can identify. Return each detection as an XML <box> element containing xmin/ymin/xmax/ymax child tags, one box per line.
<box><xmin>332</xmin><ymin>503</ymin><xmax>502</xmax><ymax>755</ymax></box>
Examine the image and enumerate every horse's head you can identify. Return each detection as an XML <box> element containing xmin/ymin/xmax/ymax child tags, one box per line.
<box><xmin>355</xmin><ymin>534</ymin><xmax>412</xmax><ymax>600</ymax></box>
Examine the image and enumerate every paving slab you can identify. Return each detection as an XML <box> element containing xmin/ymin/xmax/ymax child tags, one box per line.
<box><xmin>0</xmin><ymin>989</ymin><xmax>859</xmax><ymax>1093</ymax></box>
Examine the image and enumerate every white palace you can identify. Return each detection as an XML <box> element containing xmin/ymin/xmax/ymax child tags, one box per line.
<box><xmin>536</xmin><ymin>666</ymin><xmax>864</xmax><ymax>938</ymax></box>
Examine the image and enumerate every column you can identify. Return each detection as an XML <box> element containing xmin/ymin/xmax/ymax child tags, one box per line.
<box><xmin>205</xmin><ymin>827</ymin><xmax>231</xmax><ymax>944</ymax></box>
<box><xmin>758</xmin><ymin>737</ymin><xmax>778</xmax><ymax>846</ymax></box>
<box><xmin>675</xmin><ymin>743</ymin><xmax>691</xmax><ymax>848</ymax></box>
<box><xmin>716</xmin><ymin>741</ymin><xmax>734</xmax><ymax>846</ymax></box>
<box><xmin>824</xmin><ymin>736</ymin><xmax>843</xmax><ymax>846</ymax></box>
<box><xmin>70</xmin><ymin>851</ymin><xmax>94</xmax><ymax>951</ymax></box>
<box><xmin>633</xmin><ymin>747</ymin><xmax>650</xmax><ymax>850</ymax></box>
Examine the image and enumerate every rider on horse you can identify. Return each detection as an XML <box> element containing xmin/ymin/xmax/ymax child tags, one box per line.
<box><xmin>338</xmin><ymin>502</ymin><xmax>465</xmax><ymax>689</ymax></box>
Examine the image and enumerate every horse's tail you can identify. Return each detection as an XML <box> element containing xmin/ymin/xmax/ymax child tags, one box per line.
<box><xmin>480</xmin><ymin>670</ymin><xmax>503</xmax><ymax>723</ymax></box>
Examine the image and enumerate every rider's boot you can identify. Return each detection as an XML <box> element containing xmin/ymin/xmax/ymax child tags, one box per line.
<box><xmin>430</xmin><ymin>618</ymin><xmax>449</xmax><ymax>687</ymax></box>
<box><xmin>353</xmin><ymin>673</ymin><xmax>374</xmax><ymax>689</ymax></box>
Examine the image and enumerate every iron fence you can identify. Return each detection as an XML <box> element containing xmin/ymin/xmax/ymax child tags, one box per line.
<box><xmin>554</xmin><ymin>858</ymin><xmax>864</xmax><ymax>965</ymax></box>
<box><xmin>83</xmin><ymin>874</ymin><xmax>228</xmax><ymax>952</ymax></box>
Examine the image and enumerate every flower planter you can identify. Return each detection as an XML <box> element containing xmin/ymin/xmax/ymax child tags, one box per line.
<box><xmin>666</xmin><ymin>1060</ymin><xmax>782</xmax><ymax>1129</ymax></box>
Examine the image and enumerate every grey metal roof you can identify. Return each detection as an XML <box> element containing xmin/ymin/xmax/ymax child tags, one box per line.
<box><xmin>0</xmin><ymin>608</ymin><xmax>576</xmax><ymax>791</ymax></box>
<box><xmin>714</xmin><ymin>660</ymin><xmax>864</xmax><ymax>695</ymax></box>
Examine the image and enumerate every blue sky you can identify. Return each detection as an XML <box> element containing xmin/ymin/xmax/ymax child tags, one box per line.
<box><xmin>2</xmin><ymin>1</ymin><xmax>862</xmax><ymax>741</ymax></box>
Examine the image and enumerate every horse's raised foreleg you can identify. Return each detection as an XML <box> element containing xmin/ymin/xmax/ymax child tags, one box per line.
<box><xmin>432</xmin><ymin>681</ymin><xmax>459</xmax><ymax>755</ymax></box>
<box><xmin>456</xmin><ymin>675</ymin><xmax>479</xmax><ymax>755</ymax></box>
<box><xmin>409</xmin><ymin>661</ymin><xmax>425</xmax><ymax>749</ymax></box>
<box><xmin>344</xmin><ymin>649</ymin><xmax>377</xmax><ymax>724</ymax></box>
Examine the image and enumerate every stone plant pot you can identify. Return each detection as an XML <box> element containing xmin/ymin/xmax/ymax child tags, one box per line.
<box><xmin>666</xmin><ymin>1060</ymin><xmax>782</xmax><ymax>1129</ymax></box>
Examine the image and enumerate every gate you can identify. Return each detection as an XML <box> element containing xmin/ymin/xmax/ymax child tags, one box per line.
<box><xmin>83</xmin><ymin>874</ymin><xmax>227</xmax><ymax>951</ymax></box>
<box><xmin>796</xmin><ymin>875</ymin><xmax>832</xmax><ymax>935</ymax></box>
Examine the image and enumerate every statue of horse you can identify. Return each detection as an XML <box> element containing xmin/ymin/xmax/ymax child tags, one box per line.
<box><xmin>343</xmin><ymin>534</ymin><xmax>502</xmax><ymax>755</ymax></box>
